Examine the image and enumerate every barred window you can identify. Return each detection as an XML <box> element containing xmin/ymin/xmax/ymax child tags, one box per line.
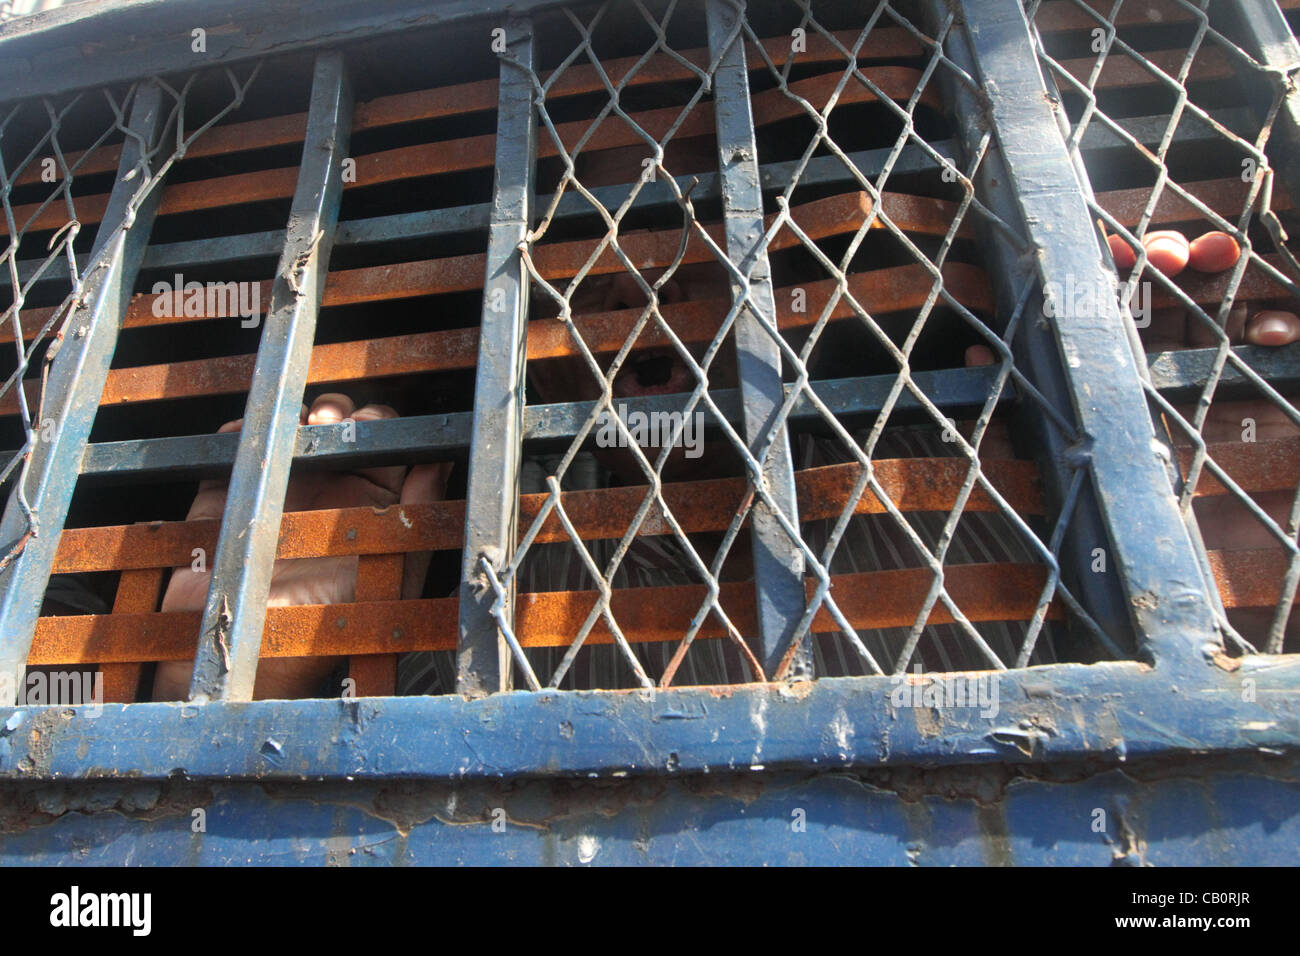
<box><xmin>0</xmin><ymin>0</ymin><xmax>1295</xmax><ymax>783</ymax></box>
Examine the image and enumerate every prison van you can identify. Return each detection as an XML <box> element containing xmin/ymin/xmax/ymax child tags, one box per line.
<box><xmin>0</xmin><ymin>0</ymin><xmax>1296</xmax><ymax>866</ymax></box>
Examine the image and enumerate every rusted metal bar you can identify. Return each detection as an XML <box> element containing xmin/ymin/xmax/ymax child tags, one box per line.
<box><xmin>4</xmin><ymin>66</ymin><xmax>940</xmax><ymax>236</ymax></box>
<box><xmin>1057</xmin><ymin>46</ymin><xmax>1234</xmax><ymax>92</ymax></box>
<box><xmin>99</xmin><ymin>566</ymin><xmax>164</xmax><ymax>702</ymax></box>
<box><xmin>0</xmin><ymin>190</ymin><xmax>971</xmax><ymax>348</ymax></box>
<box><xmin>5</xmin><ymin>260</ymin><xmax>988</xmax><ymax>413</ymax></box>
<box><xmin>0</xmin><ymin>81</ymin><xmax>170</xmax><ymax>707</ymax></box>
<box><xmin>10</xmin><ymin>28</ymin><xmax>923</xmax><ymax>191</ymax></box>
<box><xmin>27</xmin><ymin>561</ymin><xmax>1065</xmax><ymax>666</ymax></box>
<box><xmin>51</xmin><ymin>457</ymin><xmax>1045</xmax><ymax>574</ymax></box>
<box><xmin>187</xmin><ymin>51</ymin><xmax>353</xmax><ymax>702</ymax></box>
<box><xmin>348</xmin><ymin>553</ymin><xmax>403</xmax><ymax>697</ymax></box>
<box><xmin>1095</xmin><ymin>177</ymin><xmax>1293</xmax><ymax>229</ymax></box>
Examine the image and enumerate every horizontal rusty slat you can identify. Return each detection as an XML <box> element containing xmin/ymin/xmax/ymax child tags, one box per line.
<box><xmin>27</xmin><ymin>562</ymin><xmax>1062</xmax><ymax>665</ymax></box>
<box><xmin>0</xmin><ymin>181</ymin><xmax>972</xmax><ymax>347</ymax></box>
<box><xmin>1056</xmin><ymin>46</ymin><xmax>1232</xmax><ymax>93</ymax></box>
<box><xmin>51</xmin><ymin>457</ymin><xmax>1042</xmax><ymax>574</ymax></box>
<box><xmin>1096</xmin><ymin>177</ymin><xmax>1293</xmax><ymax>230</ymax></box>
<box><xmin>21</xmin><ymin>259</ymin><xmax>988</xmax><ymax>412</ymax></box>
<box><xmin>1179</xmin><ymin>437</ymin><xmax>1300</xmax><ymax>497</ymax></box>
<box><xmin>1206</xmin><ymin>547</ymin><xmax>1297</xmax><ymax>611</ymax></box>
<box><xmin>2</xmin><ymin>258</ymin><xmax>991</xmax><ymax>410</ymax></box>
<box><xmin>12</xmin><ymin>28</ymin><xmax>919</xmax><ymax>189</ymax></box>
<box><xmin>6</xmin><ymin>67</ymin><xmax>937</xmax><ymax>235</ymax></box>
<box><xmin>1152</xmin><ymin>252</ymin><xmax>1296</xmax><ymax>309</ymax></box>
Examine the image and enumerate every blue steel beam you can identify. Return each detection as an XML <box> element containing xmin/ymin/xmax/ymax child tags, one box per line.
<box><xmin>956</xmin><ymin>0</ymin><xmax>1224</xmax><ymax>665</ymax></box>
<box><xmin>458</xmin><ymin>16</ymin><xmax>537</xmax><ymax>697</ymax></box>
<box><xmin>70</xmin><ymin>365</ymin><xmax>1007</xmax><ymax>482</ymax></box>
<box><xmin>187</xmin><ymin>52</ymin><xmax>353</xmax><ymax>702</ymax></box>
<box><xmin>0</xmin><ymin>81</ymin><xmax>169</xmax><ymax>707</ymax></box>
<box><xmin>707</xmin><ymin>0</ymin><xmax>808</xmax><ymax>681</ymax></box>
<box><xmin>0</xmin><ymin>656</ymin><xmax>1296</xmax><ymax>781</ymax></box>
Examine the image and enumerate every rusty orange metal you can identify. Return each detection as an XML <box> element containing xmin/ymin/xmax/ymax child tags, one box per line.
<box><xmin>12</xmin><ymin>28</ymin><xmax>921</xmax><ymax>191</ymax></box>
<box><xmin>27</xmin><ymin>561</ymin><xmax>1061</xmax><ymax>666</ymax></box>
<box><xmin>4</xmin><ymin>61</ymin><xmax>940</xmax><ymax>236</ymax></box>
<box><xmin>1180</xmin><ymin>438</ymin><xmax>1300</xmax><ymax>497</ymax></box>
<box><xmin>52</xmin><ymin>457</ymin><xmax>1043</xmax><ymax>575</ymax></box>
<box><xmin>1096</xmin><ymin>177</ymin><xmax>1293</xmax><ymax>231</ymax></box>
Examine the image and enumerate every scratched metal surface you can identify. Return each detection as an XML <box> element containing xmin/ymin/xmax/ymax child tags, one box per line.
<box><xmin>0</xmin><ymin>755</ymin><xmax>1296</xmax><ymax>864</ymax></box>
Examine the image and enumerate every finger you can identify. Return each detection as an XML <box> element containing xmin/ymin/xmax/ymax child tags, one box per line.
<box><xmin>1106</xmin><ymin>233</ymin><xmax>1137</xmax><ymax>270</ymax></box>
<box><xmin>1245</xmin><ymin>310</ymin><xmax>1300</xmax><ymax>347</ymax></box>
<box><xmin>1188</xmin><ymin>231</ymin><xmax>1241</xmax><ymax>273</ymax></box>
<box><xmin>217</xmin><ymin>418</ymin><xmax>243</xmax><ymax>434</ymax></box>
<box><xmin>307</xmin><ymin>392</ymin><xmax>356</xmax><ymax>425</ymax></box>
<box><xmin>398</xmin><ymin>462</ymin><xmax>454</xmax><ymax>600</ymax></box>
<box><xmin>964</xmin><ymin>344</ymin><xmax>996</xmax><ymax>367</ymax></box>
<box><xmin>350</xmin><ymin>403</ymin><xmax>399</xmax><ymax>423</ymax></box>
<box><xmin>1142</xmin><ymin>230</ymin><xmax>1190</xmax><ymax>277</ymax></box>
<box><xmin>346</xmin><ymin>403</ymin><xmax>404</xmax><ymax>494</ymax></box>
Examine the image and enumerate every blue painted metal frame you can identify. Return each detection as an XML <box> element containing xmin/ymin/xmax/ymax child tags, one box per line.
<box><xmin>706</xmin><ymin>0</ymin><xmax>808</xmax><ymax>681</ymax></box>
<box><xmin>188</xmin><ymin>51</ymin><xmax>353</xmax><ymax>701</ymax></box>
<box><xmin>458</xmin><ymin>16</ymin><xmax>537</xmax><ymax>697</ymax></box>
<box><xmin>0</xmin><ymin>0</ymin><xmax>1296</xmax><ymax>787</ymax></box>
<box><xmin>0</xmin><ymin>80</ymin><xmax>169</xmax><ymax>707</ymax></box>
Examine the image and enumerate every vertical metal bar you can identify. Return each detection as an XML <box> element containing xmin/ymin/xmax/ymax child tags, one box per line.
<box><xmin>957</xmin><ymin>0</ymin><xmax>1223</xmax><ymax>664</ymax></box>
<box><xmin>0</xmin><ymin>81</ymin><xmax>168</xmax><ymax>706</ymax></box>
<box><xmin>188</xmin><ymin>51</ymin><xmax>352</xmax><ymax>701</ymax></box>
<box><xmin>706</xmin><ymin>0</ymin><xmax>808</xmax><ymax>680</ymax></box>
<box><xmin>918</xmin><ymin>0</ymin><xmax>1138</xmax><ymax>654</ymax></box>
<box><xmin>1217</xmin><ymin>1</ymin><xmax>1300</xmax><ymax>187</ymax></box>
<box><xmin>457</xmin><ymin>16</ymin><xmax>536</xmax><ymax>698</ymax></box>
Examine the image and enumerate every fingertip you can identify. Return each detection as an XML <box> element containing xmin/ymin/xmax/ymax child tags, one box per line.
<box><xmin>217</xmin><ymin>419</ymin><xmax>243</xmax><ymax>434</ymax></box>
<box><xmin>308</xmin><ymin>392</ymin><xmax>356</xmax><ymax>425</ymax></box>
<box><xmin>1107</xmin><ymin>233</ymin><xmax>1137</xmax><ymax>270</ymax></box>
<box><xmin>1142</xmin><ymin>230</ymin><xmax>1190</xmax><ymax>277</ymax></box>
<box><xmin>351</xmin><ymin>403</ymin><xmax>400</xmax><ymax>423</ymax></box>
<box><xmin>1245</xmin><ymin>310</ymin><xmax>1300</xmax><ymax>347</ymax></box>
<box><xmin>964</xmin><ymin>344</ymin><xmax>997</xmax><ymax>367</ymax></box>
<box><xmin>1188</xmin><ymin>231</ymin><xmax>1241</xmax><ymax>273</ymax></box>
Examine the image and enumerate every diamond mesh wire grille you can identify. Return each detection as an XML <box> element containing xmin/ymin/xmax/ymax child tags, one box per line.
<box><xmin>477</xmin><ymin>0</ymin><xmax>1122</xmax><ymax>691</ymax></box>
<box><xmin>0</xmin><ymin>65</ymin><xmax>263</xmax><ymax>578</ymax></box>
<box><xmin>1029</xmin><ymin>0</ymin><xmax>1300</xmax><ymax>655</ymax></box>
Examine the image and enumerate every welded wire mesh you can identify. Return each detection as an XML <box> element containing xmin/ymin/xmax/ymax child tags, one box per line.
<box><xmin>1029</xmin><ymin>0</ymin><xmax>1300</xmax><ymax>654</ymax></box>
<box><xmin>479</xmin><ymin>0</ymin><xmax>1121</xmax><ymax>691</ymax></box>
<box><xmin>0</xmin><ymin>65</ymin><xmax>263</xmax><ymax>578</ymax></box>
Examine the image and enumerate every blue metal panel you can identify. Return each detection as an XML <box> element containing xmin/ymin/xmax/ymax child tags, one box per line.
<box><xmin>458</xmin><ymin>16</ymin><xmax>537</xmax><ymax>697</ymax></box>
<box><xmin>0</xmin><ymin>759</ymin><xmax>1296</xmax><ymax>865</ymax></box>
<box><xmin>188</xmin><ymin>51</ymin><xmax>353</xmax><ymax>701</ymax></box>
<box><xmin>0</xmin><ymin>81</ymin><xmax>169</xmax><ymax>706</ymax></box>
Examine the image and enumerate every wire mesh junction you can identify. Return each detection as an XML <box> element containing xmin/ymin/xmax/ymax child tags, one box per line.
<box><xmin>1029</xmin><ymin>0</ymin><xmax>1300</xmax><ymax>655</ymax></box>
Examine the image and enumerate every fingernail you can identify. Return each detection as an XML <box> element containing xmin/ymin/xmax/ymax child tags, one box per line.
<box><xmin>1248</xmin><ymin>312</ymin><xmax>1299</xmax><ymax>345</ymax></box>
